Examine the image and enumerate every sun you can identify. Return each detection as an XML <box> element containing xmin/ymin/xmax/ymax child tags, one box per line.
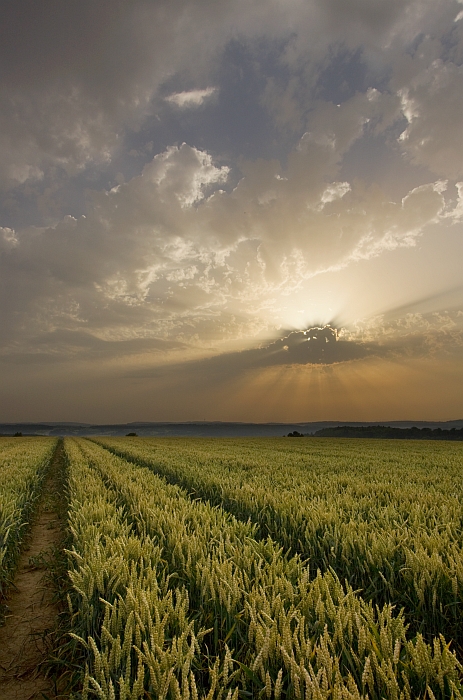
<box><xmin>267</xmin><ymin>280</ymin><xmax>348</xmax><ymax>332</ymax></box>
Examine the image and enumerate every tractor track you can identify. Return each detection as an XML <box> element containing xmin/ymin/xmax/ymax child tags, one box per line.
<box><xmin>0</xmin><ymin>439</ymin><xmax>66</xmax><ymax>700</ymax></box>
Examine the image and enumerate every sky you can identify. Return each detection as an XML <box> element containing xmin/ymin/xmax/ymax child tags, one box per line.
<box><xmin>0</xmin><ymin>0</ymin><xmax>462</xmax><ymax>423</ymax></box>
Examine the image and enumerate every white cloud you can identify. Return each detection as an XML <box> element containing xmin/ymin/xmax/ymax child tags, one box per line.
<box><xmin>320</xmin><ymin>182</ymin><xmax>351</xmax><ymax>206</ymax></box>
<box><xmin>0</xmin><ymin>227</ymin><xmax>19</xmax><ymax>249</ymax></box>
<box><xmin>444</xmin><ymin>182</ymin><xmax>463</xmax><ymax>222</ymax></box>
<box><xmin>165</xmin><ymin>87</ymin><xmax>218</xmax><ymax>108</ymax></box>
<box><xmin>147</xmin><ymin>144</ymin><xmax>229</xmax><ymax>207</ymax></box>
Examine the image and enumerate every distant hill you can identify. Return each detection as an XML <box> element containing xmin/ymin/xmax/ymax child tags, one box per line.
<box><xmin>313</xmin><ymin>425</ymin><xmax>463</xmax><ymax>440</ymax></box>
<box><xmin>0</xmin><ymin>420</ymin><xmax>462</xmax><ymax>437</ymax></box>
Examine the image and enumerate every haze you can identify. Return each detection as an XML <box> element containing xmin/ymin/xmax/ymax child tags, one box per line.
<box><xmin>1</xmin><ymin>0</ymin><xmax>462</xmax><ymax>423</ymax></box>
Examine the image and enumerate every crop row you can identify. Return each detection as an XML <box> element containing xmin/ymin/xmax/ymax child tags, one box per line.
<box><xmin>0</xmin><ymin>437</ymin><xmax>29</xmax><ymax>453</ymax></box>
<box><xmin>0</xmin><ymin>437</ymin><xmax>57</xmax><ymax>598</ymax></box>
<box><xmin>66</xmin><ymin>437</ymin><xmax>462</xmax><ymax>699</ymax></box>
<box><xmin>93</xmin><ymin>437</ymin><xmax>463</xmax><ymax>651</ymax></box>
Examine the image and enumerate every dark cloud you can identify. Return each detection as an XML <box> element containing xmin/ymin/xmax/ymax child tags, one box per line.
<box><xmin>0</xmin><ymin>329</ymin><xmax>186</xmax><ymax>364</ymax></box>
<box><xmin>200</xmin><ymin>322</ymin><xmax>462</xmax><ymax>373</ymax></box>
<box><xmin>128</xmin><ymin>326</ymin><xmax>382</xmax><ymax>383</ymax></box>
<box><xmin>237</xmin><ymin>326</ymin><xmax>373</xmax><ymax>367</ymax></box>
<box><xmin>126</xmin><ymin>311</ymin><xmax>463</xmax><ymax>389</ymax></box>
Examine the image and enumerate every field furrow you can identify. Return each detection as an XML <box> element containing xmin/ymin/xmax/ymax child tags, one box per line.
<box><xmin>0</xmin><ymin>437</ymin><xmax>58</xmax><ymax>600</ymax></box>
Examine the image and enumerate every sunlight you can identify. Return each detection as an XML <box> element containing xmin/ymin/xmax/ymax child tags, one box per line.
<box><xmin>265</xmin><ymin>274</ymin><xmax>353</xmax><ymax>333</ymax></box>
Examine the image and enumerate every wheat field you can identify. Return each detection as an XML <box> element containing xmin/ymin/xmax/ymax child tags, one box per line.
<box><xmin>1</xmin><ymin>435</ymin><xmax>462</xmax><ymax>698</ymax></box>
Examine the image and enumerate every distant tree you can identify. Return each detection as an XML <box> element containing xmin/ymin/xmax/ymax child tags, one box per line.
<box><xmin>14</xmin><ymin>431</ymin><xmax>22</xmax><ymax>437</ymax></box>
<box><xmin>287</xmin><ymin>431</ymin><xmax>303</xmax><ymax>437</ymax></box>
<box><xmin>313</xmin><ymin>425</ymin><xmax>463</xmax><ymax>440</ymax></box>
<box><xmin>126</xmin><ymin>432</ymin><xmax>137</xmax><ymax>437</ymax></box>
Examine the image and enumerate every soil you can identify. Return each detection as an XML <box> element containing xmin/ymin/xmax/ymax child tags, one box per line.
<box><xmin>0</xmin><ymin>440</ymin><xmax>65</xmax><ymax>700</ymax></box>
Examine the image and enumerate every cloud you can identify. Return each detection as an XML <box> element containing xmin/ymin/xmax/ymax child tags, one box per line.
<box><xmin>396</xmin><ymin>59</ymin><xmax>463</xmax><ymax>179</ymax></box>
<box><xmin>165</xmin><ymin>87</ymin><xmax>218</xmax><ymax>108</ymax></box>
<box><xmin>0</xmin><ymin>329</ymin><xmax>186</xmax><ymax>365</ymax></box>
<box><xmin>0</xmin><ymin>0</ymin><xmax>462</xmax><ymax>390</ymax></box>
<box><xmin>379</xmin><ymin>286</ymin><xmax>463</xmax><ymax>320</ymax></box>
<box><xmin>226</xmin><ymin>326</ymin><xmax>375</xmax><ymax>367</ymax></box>
<box><xmin>0</xmin><ymin>128</ymin><xmax>455</xmax><ymax>363</ymax></box>
<box><xmin>0</xmin><ymin>0</ymin><xmax>458</xmax><ymax>190</ymax></box>
<box><xmin>125</xmin><ymin>326</ymin><xmax>375</xmax><ymax>384</ymax></box>
<box><xmin>127</xmin><ymin>309</ymin><xmax>463</xmax><ymax>390</ymax></box>
<box><xmin>341</xmin><ymin>309</ymin><xmax>463</xmax><ymax>360</ymax></box>
<box><xmin>0</xmin><ymin>227</ymin><xmax>18</xmax><ymax>248</ymax></box>
<box><xmin>446</xmin><ymin>182</ymin><xmax>463</xmax><ymax>222</ymax></box>
<box><xmin>0</xmin><ymin>0</ymin><xmax>225</xmax><ymax>188</ymax></box>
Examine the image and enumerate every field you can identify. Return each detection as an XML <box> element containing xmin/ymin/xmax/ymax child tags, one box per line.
<box><xmin>0</xmin><ymin>436</ymin><xmax>462</xmax><ymax>699</ymax></box>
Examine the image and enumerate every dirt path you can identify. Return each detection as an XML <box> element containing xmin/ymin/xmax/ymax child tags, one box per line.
<box><xmin>0</xmin><ymin>439</ymin><xmax>65</xmax><ymax>700</ymax></box>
